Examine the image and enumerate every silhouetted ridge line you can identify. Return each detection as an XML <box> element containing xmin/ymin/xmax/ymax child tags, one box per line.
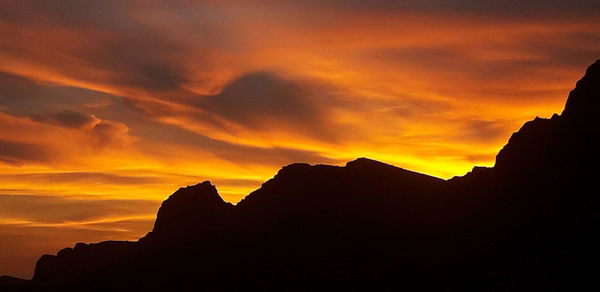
<box><xmin>562</xmin><ymin>59</ymin><xmax>600</xmax><ymax>122</ymax></box>
<box><xmin>494</xmin><ymin>60</ymin><xmax>599</xmax><ymax>173</ymax></box>
<box><xmin>3</xmin><ymin>59</ymin><xmax>600</xmax><ymax>291</ymax></box>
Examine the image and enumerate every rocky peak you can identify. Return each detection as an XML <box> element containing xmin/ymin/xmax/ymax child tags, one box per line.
<box><xmin>345</xmin><ymin>157</ymin><xmax>391</xmax><ymax>169</ymax></box>
<box><xmin>493</xmin><ymin>60</ymin><xmax>600</xmax><ymax>173</ymax></box>
<box><xmin>160</xmin><ymin>181</ymin><xmax>226</xmax><ymax>208</ymax></box>
<box><xmin>144</xmin><ymin>181</ymin><xmax>232</xmax><ymax>241</ymax></box>
<box><xmin>561</xmin><ymin>59</ymin><xmax>600</xmax><ymax>123</ymax></box>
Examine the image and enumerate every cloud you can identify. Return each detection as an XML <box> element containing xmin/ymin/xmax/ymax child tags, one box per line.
<box><xmin>0</xmin><ymin>172</ymin><xmax>163</xmax><ymax>187</ymax></box>
<box><xmin>0</xmin><ymin>70</ymin><xmax>342</xmax><ymax>171</ymax></box>
<box><xmin>32</xmin><ymin>110</ymin><xmax>99</xmax><ymax>129</ymax></box>
<box><xmin>0</xmin><ymin>1</ymin><xmax>228</xmax><ymax>96</ymax></box>
<box><xmin>0</xmin><ymin>72</ymin><xmax>114</xmax><ymax>116</ymax></box>
<box><xmin>364</xmin><ymin>37</ymin><xmax>600</xmax><ymax>82</ymax></box>
<box><xmin>0</xmin><ymin>194</ymin><xmax>158</xmax><ymax>224</ymax></box>
<box><xmin>0</xmin><ymin>110</ymin><xmax>133</xmax><ymax>168</ymax></box>
<box><xmin>88</xmin><ymin>120</ymin><xmax>132</xmax><ymax>148</ymax></box>
<box><xmin>119</xmin><ymin>70</ymin><xmax>364</xmax><ymax>152</ymax></box>
<box><xmin>456</xmin><ymin>119</ymin><xmax>514</xmax><ymax>144</ymax></box>
<box><xmin>191</xmin><ymin>72</ymin><xmax>339</xmax><ymax>136</ymax></box>
<box><xmin>0</xmin><ymin>139</ymin><xmax>52</xmax><ymax>166</ymax></box>
<box><xmin>0</xmin><ymin>72</ymin><xmax>133</xmax><ymax>150</ymax></box>
<box><xmin>0</xmin><ymin>0</ymin><xmax>595</xmax><ymax>180</ymax></box>
<box><xmin>103</xmin><ymin>98</ymin><xmax>344</xmax><ymax>167</ymax></box>
<box><xmin>294</xmin><ymin>0</ymin><xmax>600</xmax><ymax>18</ymax></box>
<box><xmin>196</xmin><ymin>72</ymin><xmax>320</xmax><ymax>126</ymax></box>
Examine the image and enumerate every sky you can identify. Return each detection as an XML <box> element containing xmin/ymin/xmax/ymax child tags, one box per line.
<box><xmin>0</xmin><ymin>0</ymin><xmax>599</xmax><ymax>278</ymax></box>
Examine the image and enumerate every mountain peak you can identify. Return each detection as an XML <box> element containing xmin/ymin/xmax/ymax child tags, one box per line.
<box><xmin>9</xmin><ymin>60</ymin><xmax>600</xmax><ymax>291</ymax></box>
<box><xmin>345</xmin><ymin>157</ymin><xmax>390</xmax><ymax>168</ymax></box>
<box><xmin>561</xmin><ymin>59</ymin><xmax>600</xmax><ymax>122</ymax></box>
<box><xmin>144</xmin><ymin>180</ymin><xmax>232</xmax><ymax>241</ymax></box>
<box><xmin>161</xmin><ymin>181</ymin><xmax>226</xmax><ymax>207</ymax></box>
<box><xmin>492</xmin><ymin>60</ymin><xmax>600</xmax><ymax>174</ymax></box>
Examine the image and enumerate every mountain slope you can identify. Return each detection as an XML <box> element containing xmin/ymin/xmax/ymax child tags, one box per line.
<box><xmin>5</xmin><ymin>60</ymin><xmax>600</xmax><ymax>291</ymax></box>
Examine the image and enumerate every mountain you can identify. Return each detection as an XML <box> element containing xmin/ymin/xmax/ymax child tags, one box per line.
<box><xmin>3</xmin><ymin>60</ymin><xmax>600</xmax><ymax>291</ymax></box>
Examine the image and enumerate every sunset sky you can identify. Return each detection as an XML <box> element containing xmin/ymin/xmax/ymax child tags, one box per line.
<box><xmin>1</xmin><ymin>0</ymin><xmax>599</xmax><ymax>278</ymax></box>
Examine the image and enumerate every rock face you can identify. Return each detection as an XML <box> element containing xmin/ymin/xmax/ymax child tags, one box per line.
<box><xmin>562</xmin><ymin>59</ymin><xmax>600</xmax><ymax>122</ymax></box>
<box><xmin>143</xmin><ymin>181</ymin><xmax>234</xmax><ymax>243</ymax></box>
<box><xmin>5</xmin><ymin>60</ymin><xmax>600</xmax><ymax>291</ymax></box>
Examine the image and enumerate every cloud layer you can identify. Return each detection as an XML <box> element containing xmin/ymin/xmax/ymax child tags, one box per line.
<box><xmin>0</xmin><ymin>0</ymin><xmax>598</xmax><ymax>278</ymax></box>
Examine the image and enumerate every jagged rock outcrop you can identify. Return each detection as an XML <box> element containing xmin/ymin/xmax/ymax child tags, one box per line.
<box><xmin>142</xmin><ymin>181</ymin><xmax>234</xmax><ymax>243</ymax></box>
<box><xmin>4</xmin><ymin>60</ymin><xmax>600</xmax><ymax>291</ymax></box>
<box><xmin>562</xmin><ymin>59</ymin><xmax>600</xmax><ymax>122</ymax></box>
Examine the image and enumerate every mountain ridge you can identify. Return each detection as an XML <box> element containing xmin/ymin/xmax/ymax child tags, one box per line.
<box><xmin>3</xmin><ymin>59</ymin><xmax>599</xmax><ymax>291</ymax></box>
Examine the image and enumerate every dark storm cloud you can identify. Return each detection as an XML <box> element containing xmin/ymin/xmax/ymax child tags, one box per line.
<box><xmin>0</xmin><ymin>139</ymin><xmax>52</xmax><ymax>166</ymax></box>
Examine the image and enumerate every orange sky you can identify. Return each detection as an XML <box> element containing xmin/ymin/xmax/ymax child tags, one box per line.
<box><xmin>0</xmin><ymin>0</ymin><xmax>599</xmax><ymax>278</ymax></box>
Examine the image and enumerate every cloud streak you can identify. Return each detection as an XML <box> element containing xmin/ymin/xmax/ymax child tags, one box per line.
<box><xmin>0</xmin><ymin>140</ymin><xmax>52</xmax><ymax>166</ymax></box>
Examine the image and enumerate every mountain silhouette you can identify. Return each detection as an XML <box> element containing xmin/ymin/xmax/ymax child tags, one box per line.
<box><xmin>2</xmin><ymin>60</ymin><xmax>600</xmax><ymax>291</ymax></box>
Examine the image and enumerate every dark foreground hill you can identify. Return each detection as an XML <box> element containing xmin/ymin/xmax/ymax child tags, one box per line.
<box><xmin>3</xmin><ymin>60</ymin><xmax>600</xmax><ymax>291</ymax></box>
